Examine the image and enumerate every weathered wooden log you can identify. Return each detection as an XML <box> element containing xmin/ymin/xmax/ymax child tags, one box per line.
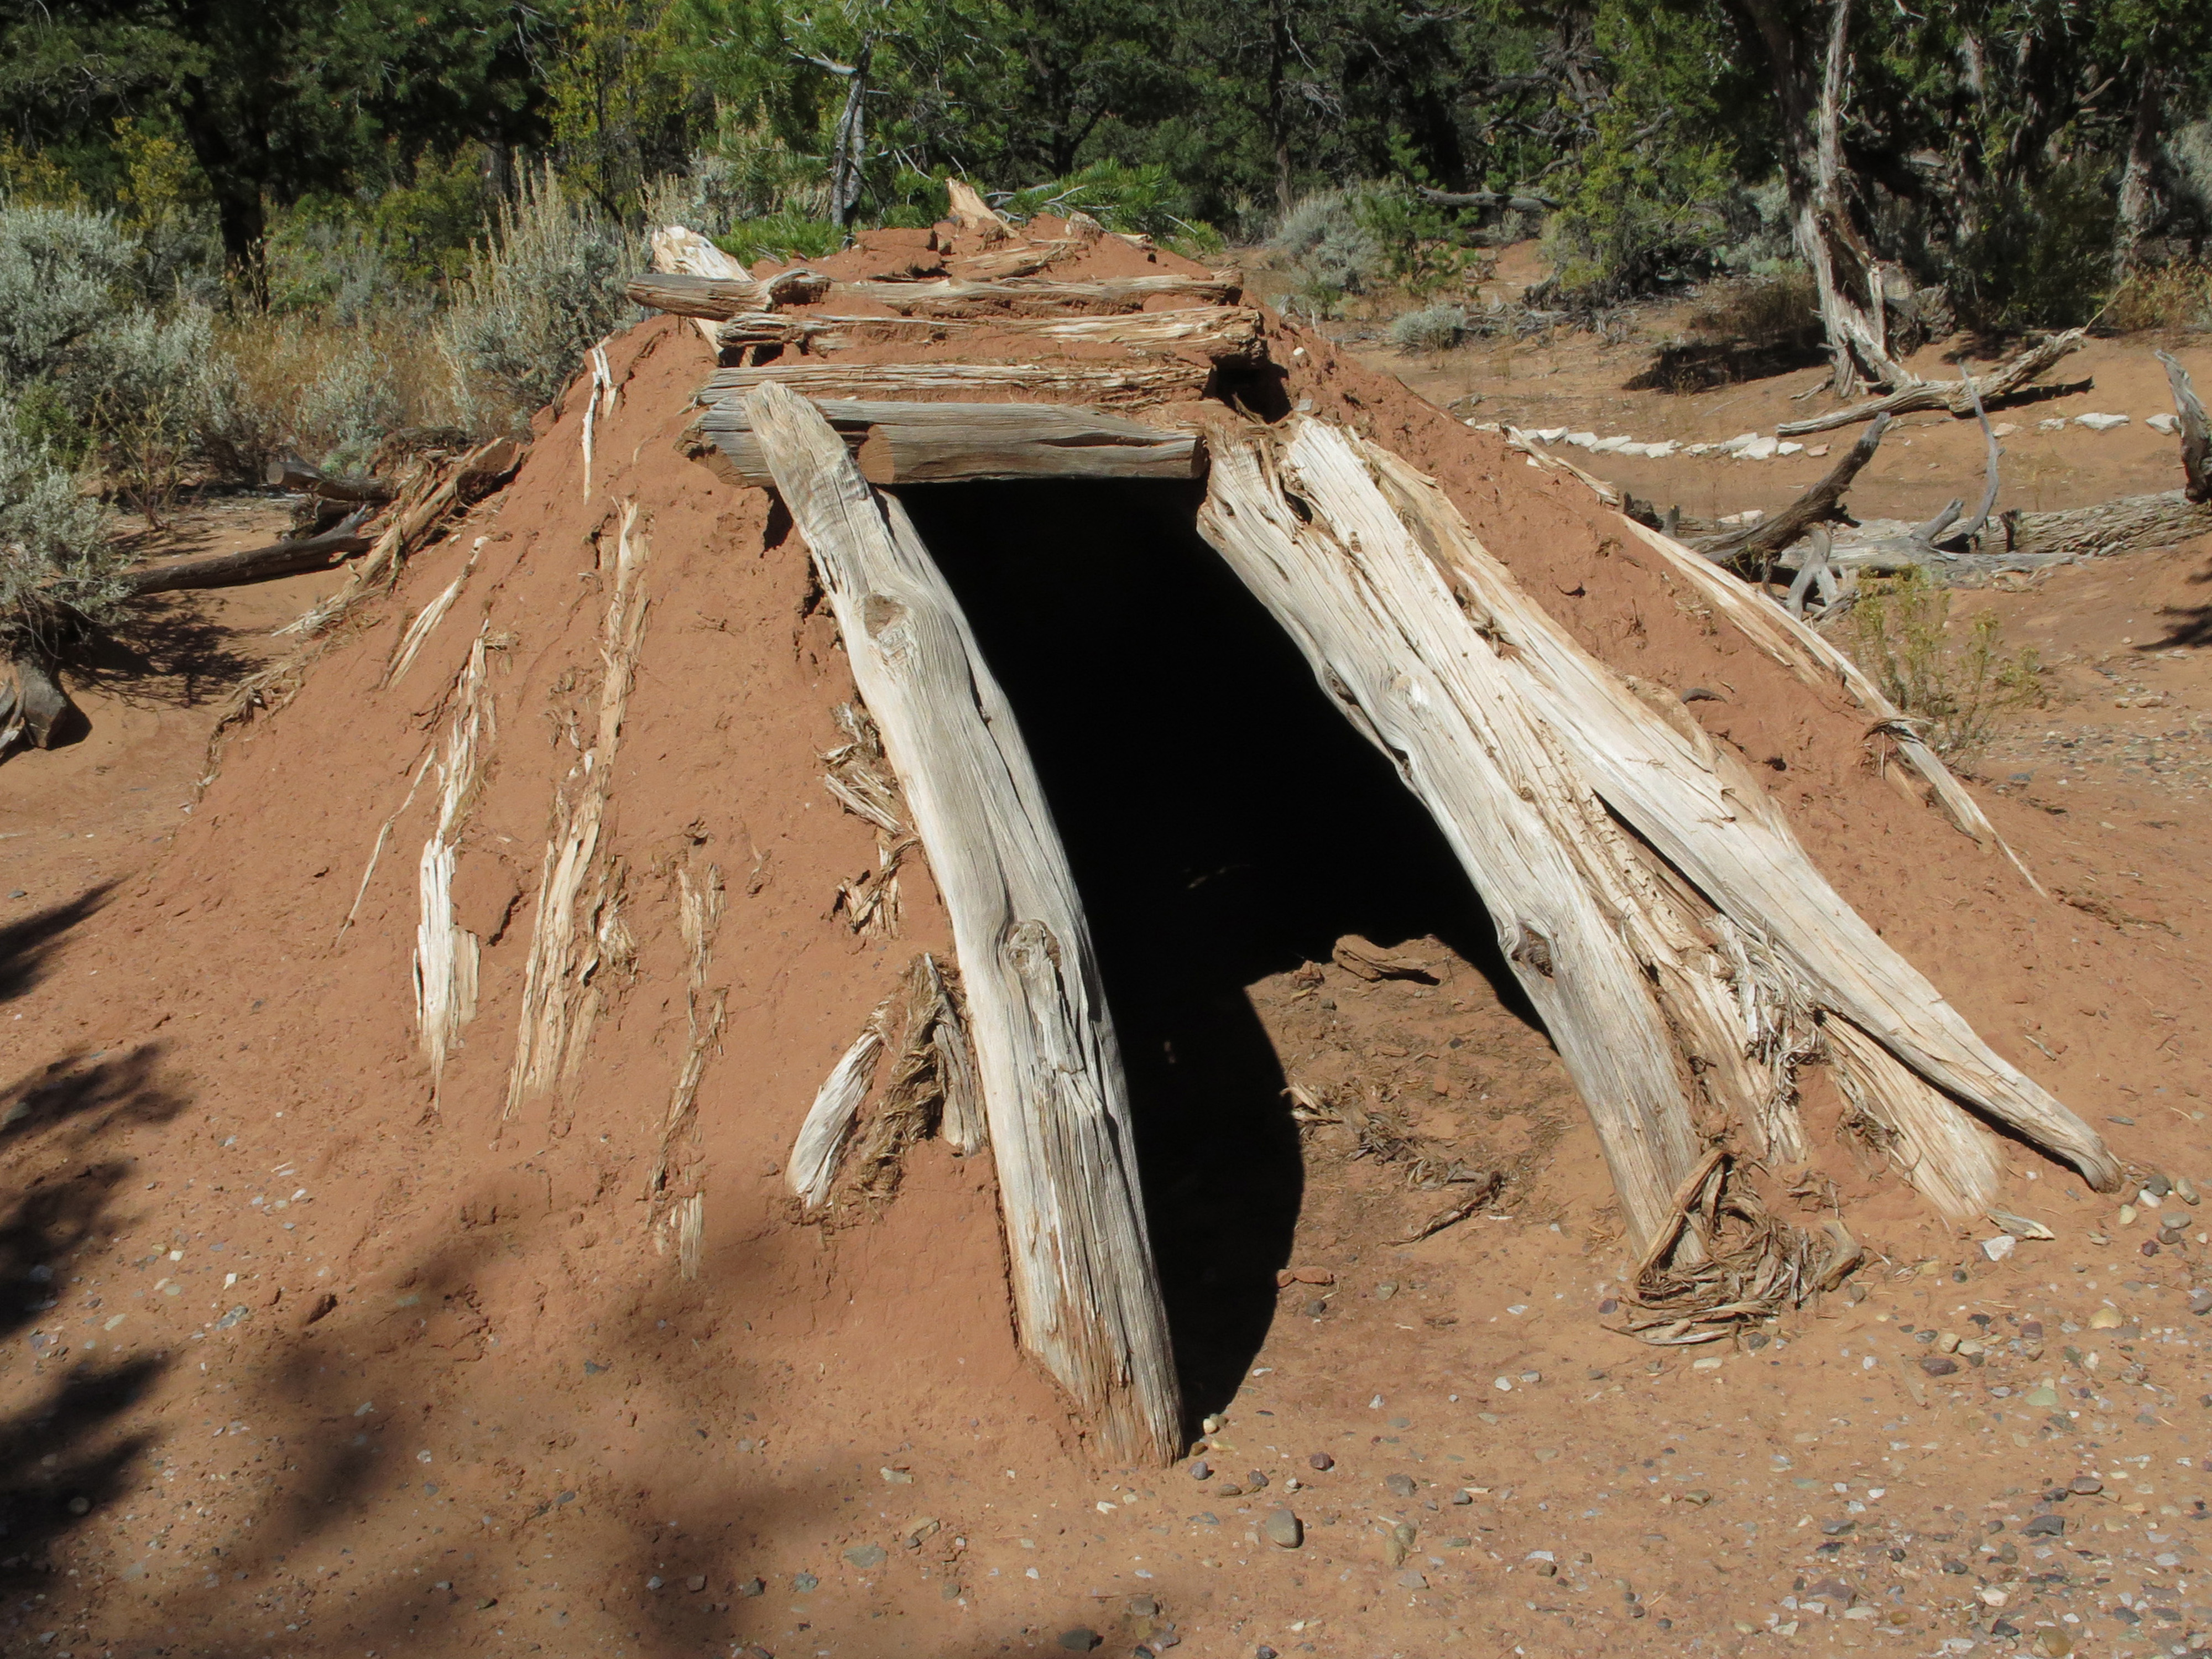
<box><xmin>1776</xmin><ymin>328</ymin><xmax>2086</xmax><ymax>435</ymax></box>
<box><xmin>120</xmin><ymin>514</ymin><xmax>375</xmax><ymax>596</ymax></box>
<box><xmin>945</xmin><ymin>178</ymin><xmax>1014</xmax><ymax>241</ymax></box>
<box><xmin>264</xmin><ymin>455</ymin><xmax>394</xmax><ymax>504</ymax></box>
<box><xmin>948</xmin><ymin>242</ymin><xmax>1077</xmax><ymax>281</ymax></box>
<box><xmin>1290</xmin><ymin>418</ymin><xmax>2118</xmax><ymax>1195</ymax></box>
<box><xmin>834</xmin><ymin>272</ymin><xmax>1243</xmax><ymax>315</ymax></box>
<box><xmin>3</xmin><ymin>652</ymin><xmax>77</xmax><ymax>750</ymax></box>
<box><xmin>697</xmin><ymin>359</ymin><xmax>1213</xmax><ymax>408</ymax></box>
<box><xmin>627</xmin><ymin>273</ymin><xmax>766</xmax><ymax>320</ymax></box>
<box><xmin>2158</xmin><ymin>349</ymin><xmax>2209</xmax><ymax>504</ymax></box>
<box><xmin>1416</xmin><ymin>185</ymin><xmax>1559</xmax><ymax>212</ymax></box>
<box><xmin>744</xmin><ymin>380</ymin><xmax>1180</xmax><ymax>1465</ymax></box>
<box><xmin>649</xmin><ymin>226</ymin><xmax>768</xmax><ymax>348</ymax></box>
<box><xmin>2001</xmin><ymin>491</ymin><xmax>2212</xmax><ymax>562</ymax></box>
<box><xmin>714</xmin><ymin>305</ymin><xmax>1266</xmax><ymax>362</ymax></box>
<box><xmin>698</xmin><ymin>397</ymin><xmax>1201</xmax><ymax>486</ymax></box>
<box><xmin>1697</xmin><ymin>414</ymin><xmax>1890</xmax><ymax>567</ymax></box>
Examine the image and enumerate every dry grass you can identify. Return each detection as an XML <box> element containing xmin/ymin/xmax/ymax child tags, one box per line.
<box><xmin>1842</xmin><ymin>570</ymin><xmax>2044</xmax><ymax>760</ymax></box>
<box><xmin>2106</xmin><ymin>260</ymin><xmax>2212</xmax><ymax>335</ymax></box>
<box><xmin>208</xmin><ymin>311</ymin><xmax>472</xmax><ymax>482</ymax></box>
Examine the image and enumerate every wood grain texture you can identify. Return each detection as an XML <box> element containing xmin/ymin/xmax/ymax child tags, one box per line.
<box><xmin>697</xmin><ymin>360</ymin><xmax>1212</xmax><ymax>408</ymax></box>
<box><xmin>834</xmin><ymin>272</ymin><xmax>1242</xmax><ymax>315</ymax></box>
<box><xmin>698</xmin><ymin>397</ymin><xmax>1201</xmax><ymax>486</ymax></box>
<box><xmin>744</xmin><ymin>380</ymin><xmax>1181</xmax><ymax>1465</ymax></box>
<box><xmin>713</xmin><ymin>305</ymin><xmax>1265</xmax><ymax>361</ymax></box>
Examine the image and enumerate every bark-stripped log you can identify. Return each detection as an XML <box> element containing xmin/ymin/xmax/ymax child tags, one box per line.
<box><xmin>833</xmin><ymin>272</ymin><xmax>1243</xmax><ymax>314</ymax></box>
<box><xmin>714</xmin><ymin>305</ymin><xmax>1265</xmax><ymax>361</ymax></box>
<box><xmin>265</xmin><ymin>456</ymin><xmax>394</xmax><ymax>504</ymax></box>
<box><xmin>745</xmin><ymin>380</ymin><xmax>1180</xmax><ymax>1465</ymax></box>
<box><xmin>1208</xmin><ymin>415</ymin><xmax>2119</xmax><ymax>1208</ymax></box>
<box><xmin>698</xmin><ymin>360</ymin><xmax>1212</xmax><ymax>408</ymax></box>
<box><xmin>698</xmin><ymin>397</ymin><xmax>1201</xmax><ymax>485</ymax></box>
<box><xmin>1776</xmin><ymin>329</ymin><xmax>2087</xmax><ymax>436</ymax></box>
<box><xmin>2162</xmin><ymin>350</ymin><xmax>2210</xmax><ymax>503</ymax></box>
<box><xmin>120</xmin><ymin>517</ymin><xmax>376</xmax><ymax>596</ymax></box>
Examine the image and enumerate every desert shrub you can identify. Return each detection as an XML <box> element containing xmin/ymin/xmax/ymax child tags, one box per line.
<box><xmin>205</xmin><ymin>311</ymin><xmax>460</xmax><ymax>481</ymax></box>
<box><xmin>69</xmin><ymin>303</ymin><xmax>227</xmax><ymax>526</ymax></box>
<box><xmin>437</xmin><ymin>163</ymin><xmax>640</xmax><ymax>431</ymax></box>
<box><xmin>714</xmin><ymin>211</ymin><xmax>844</xmax><ymax>267</ymax></box>
<box><xmin>1270</xmin><ymin>179</ymin><xmax>1484</xmax><ymax>317</ymax></box>
<box><xmin>1270</xmin><ymin>189</ymin><xmax>1383</xmax><ymax>318</ymax></box>
<box><xmin>1844</xmin><ymin>571</ymin><xmax>2042</xmax><ymax>759</ymax></box>
<box><xmin>1952</xmin><ymin>156</ymin><xmax>2115</xmax><ymax>332</ymax></box>
<box><xmin>2106</xmin><ymin>259</ymin><xmax>2212</xmax><ymax>335</ymax></box>
<box><xmin>1389</xmin><ymin>302</ymin><xmax>1469</xmax><ymax>354</ymax></box>
<box><xmin>0</xmin><ymin>394</ymin><xmax>123</xmax><ymax>650</ymax></box>
<box><xmin>0</xmin><ymin>205</ymin><xmax>138</xmax><ymax>386</ymax></box>
<box><xmin>999</xmin><ymin>161</ymin><xmax>1224</xmax><ymax>255</ymax></box>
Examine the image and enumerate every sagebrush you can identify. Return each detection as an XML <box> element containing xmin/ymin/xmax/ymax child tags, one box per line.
<box><xmin>1844</xmin><ymin>572</ymin><xmax>2042</xmax><ymax>760</ymax></box>
<box><xmin>0</xmin><ymin>393</ymin><xmax>122</xmax><ymax>650</ymax></box>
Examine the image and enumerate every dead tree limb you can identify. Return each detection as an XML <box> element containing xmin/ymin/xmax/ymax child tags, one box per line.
<box><xmin>264</xmin><ymin>456</ymin><xmax>394</xmax><ymax>505</ymax></box>
<box><xmin>2159</xmin><ymin>349</ymin><xmax>2210</xmax><ymax>503</ymax></box>
<box><xmin>1695</xmin><ymin>414</ymin><xmax>1888</xmax><ymax>567</ymax></box>
<box><xmin>1416</xmin><ymin>186</ymin><xmax>1559</xmax><ymax>212</ymax></box>
<box><xmin>119</xmin><ymin>514</ymin><xmax>375</xmax><ymax>596</ymax></box>
<box><xmin>1777</xmin><ymin>329</ymin><xmax>2087</xmax><ymax>435</ymax></box>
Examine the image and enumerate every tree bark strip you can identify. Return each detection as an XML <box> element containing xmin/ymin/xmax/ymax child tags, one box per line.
<box><xmin>744</xmin><ymin>381</ymin><xmax>1181</xmax><ymax>1466</ymax></box>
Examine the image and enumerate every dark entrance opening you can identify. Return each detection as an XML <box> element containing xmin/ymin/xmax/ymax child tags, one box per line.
<box><xmin>904</xmin><ymin>478</ymin><xmax>1529</xmax><ymax>1420</ymax></box>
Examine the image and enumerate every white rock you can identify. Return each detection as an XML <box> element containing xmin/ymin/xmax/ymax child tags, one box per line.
<box><xmin>1642</xmin><ymin>440</ymin><xmax>1679</xmax><ymax>458</ymax></box>
<box><xmin>2149</xmin><ymin>413</ymin><xmax>2180</xmax><ymax>435</ymax></box>
<box><xmin>1980</xmin><ymin>1234</ymin><xmax>2017</xmax><ymax>1262</ymax></box>
<box><xmin>1717</xmin><ymin>508</ymin><xmax>1765</xmax><ymax>526</ymax></box>
<box><xmin>2075</xmin><ymin>412</ymin><xmax>2129</xmax><ymax>431</ymax></box>
<box><xmin>1530</xmin><ymin>426</ymin><xmax>1569</xmax><ymax>443</ymax></box>
<box><xmin>1739</xmin><ymin>435</ymin><xmax>1780</xmax><ymax>461</ymax></box>
<box><xmin>1776</xmin><ymin>441</ymin><xmax>1804</xmax><ymax>455</ymax></box>
<box><xmin>1590</xmin><ymin>435</ymin><xmax>1634</xmax><ymax>453</ymax></box>
<box><xmin>1991</xmin><ymin>423</ymin><xmax>2018</xmax><ymax>437</ymax></box>
<box><xmin>1718</xmin><ymin>431</ymin><xmax>1762</xmax><ymax>455</ymax></box>
<box><xmin>1564</xmin><ymin>431</ymin><xmax>1599</xmax><ymax>448</ymax></box>
<box><xmin>2038</xmin><ymin>418</ymin><xmax>2067</xmax><ymax>431</ymax></box>
<box><xmin>1683</xmin><ymin>443</ymin><xmax>1712</xmax><ymax>456</ymax></box>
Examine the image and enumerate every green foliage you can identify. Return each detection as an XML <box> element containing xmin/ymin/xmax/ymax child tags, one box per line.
<box><xmin>1389</xmin><ymin>302</ymin><xmax>1469</xmax><ymax>354</ymax></box>
<box><xmin>714</xmin><ymin>213</ymin><xmax>846</xmax><ymax>267</ymax></box>
<box><xmin>1269</xmin><ymin>178</ymin><xmax>1479</xmax><ymax>316</ymax></box>
<box><xmin>1846</xmin><ymin>572</ymin><xmax>2043</xmax><ymax>760</ymax></box>
<box><xmin>437</xmin><ymin>165</ymin><xmax>641</xmax><ymax>432</ymax></box>
<box><xmin>998</xmin><ymin>161</ymin><xmax>1222</xmax><ymax>253</ymax></box>
<box><xmin>1953</xmin><ymin>157</ymin><xmax>2119</xmax><ymax>331</ymax></box>
<box><xmin>0</xmin><ymin>393</ymin><xmax>122</xmax><ymax>650</ymax></box>
<box><xmin>0</xmin><ymin>206</ymin><xmax>137</xmax><ymax>387</ymax></box>
<box><xmin>69</xmin><ymin>303</ymin><xmax>228</xmax><ymax>526</ymax></box>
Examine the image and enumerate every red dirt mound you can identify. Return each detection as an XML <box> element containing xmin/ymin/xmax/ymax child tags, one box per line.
<box><xmin>4</xmin><ymin>229</ymin><xmax>2211</xmax><ymax>1658</ymax></box>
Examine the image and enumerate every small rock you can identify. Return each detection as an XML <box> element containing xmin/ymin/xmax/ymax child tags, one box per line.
<box><xmin>1919</xmin><ymin>1354</ymin><xmax>1959</xmax><ymax>1376</ymax></box>
<box><xmin>1821</xmin><ymin>1519</ymin><xmax>1856</xmax><ymax>1536</ymax></box>
<box><xmin>1981</xmin><ymin>1235</ymin><xmax>2017</xmax><ymax>1262</ymax></box>
<box><xmin>2032</xmin><ymin>1630</ymin><xmax>2073</xmax><ymax>1657</ymax></box>
<box><xmin>792</xmin><ymin>1572</ymin><xmax>818</xmax><ymax>1592</ymax></box>
<box><xmin>1190</xmin><ymin>1460</ymin><xmax>1212</xmax><ymax>1481</ymax></box>
<box><xmin>738</xmin><ymin>1578</ymin><xmax>765</xmax><ymax>1597</ymax></box>
<box><xmin>1386</xmin><ymin>1473</ymin><xmax>1417</xmax><ymax>1498</ymax></box>
<box><xmin>1307</xmin><ymin>1452</ymin><xmax>1334</xmax><ymax>1472</ymax></box>
<box><xmin>1056</xmin><ymin>1628</ymin><xmax>1101</xmax><ymax>1652</ymax></box>
<box><xmin>686</xmin><ymin>1574</ymin><xmax>707</xmax><ymax>1592</ymax></box>
<box><xmin>2023</xmin><ymin>1514</ymin><xmax>2065</xmax><ymax>1537</ymax></box>
<box><xmin>1533</xmin><ymin>1561</ymin><xmax>1558</xmax><ymax>1577</ymax></box>
<box><xmin>1245</xmin><ymin>1469</ymin><xmax>1267</xmax><ymax>1489</ymax></box>
<box><xmin>1262</xmin><ymin>1507</ymin><xmax>1303</xmax><ymax>1549</ymax></box>
<box><xmin>1397</xmin><ymin>1569</ymin><xmax>1428</xmax><ymax>1589</ymax></box>
<box><xmin>2089</xmin><ymin>1306</ymin><xmax>2124</xmax><ymax>1329</ymax></box>
<box><xmin>2146</xmin><ymin>1173</ymin><xmax>2173</xmax><ymax>1197</ymax></box>
<box><xmin>844</xmin><ymin>1545</ymin><xmax>887</xmax><ymax>1568</ymax></box>
<box><xmin>1936</xmin><ymin>1330</ymin><xmax>1961</xmax><ymax>1353</ymax></box>
<box><xmin>1127</xmin><ymin>1595</ymin><xmax>1159</xmax><ymax>1618</ymax></box>
<box><xmin>2069</xmin><ymin>1475</ymin><xmax>2102</xmax><ymax>1495</ymax></box>
<box><xmin>646</xmin><ymin>1575</ymin><xmax>665</xmax><ymax>1590</ymax></box>
<box><xmin>1451</xmin><ymin>1489</ymin><xmax>1473</xmax><ymax>1505</ymax></box>
<box><xmin>2177</xmin><ymin>1176</ymin><xmax>2200</xmax><ymax>1205</ymax></box>
<box><xmin>1303</xmin><ymin>1298</ymin><xmax>1328</xmax><ymax>1317</ymax></box>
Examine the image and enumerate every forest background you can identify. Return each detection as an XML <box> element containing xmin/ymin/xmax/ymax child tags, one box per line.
<box><xmin>0</xmin><ymin>0</ymin><xmax>2210</xmax><ymax>662</ymax></box>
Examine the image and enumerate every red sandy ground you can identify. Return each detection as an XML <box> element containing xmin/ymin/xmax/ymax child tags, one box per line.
<box><xmin>4</xmin><ymin>232</ymin><xmax>2212</xmax><ymax>1659</ymax></box>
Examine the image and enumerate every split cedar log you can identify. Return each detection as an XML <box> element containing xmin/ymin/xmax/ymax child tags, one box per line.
<box><xmin>120</xmin><ymin>514</ymin><xmax>376</xmax><ymax>597</ymax></box>
<box><xmin>264</xmin><ymin>456</ymin><xmax>394</xmax><ymax>505</ymax></box>
<box><xmin>948</xmin><ymin>241</ymin><xmax>1079</xmax><ymax>281</ymax></box>
<box><xmin>1198</xmin><ymin>415</ymin><xmax>2119</xmax><ymax>1232</ymax></box>
<box><xmin>697</xmin><ymin>360</ymin><xmax>1212</xmax><ymax>408</ymax></box>
<box><xmin>626</xmin><ymin>268</ymin><xmax>831</xmax><ymax>317</ymax></box>
<box><xmin>697</xmin><ymin>397</ymin><xmax>1201</xmax><ymax>486</ymax></box>
<box><xmin>713</xmin><ymin>305</ymin><xmax>1265</xmax><ymax>361</ymax></box>
<box><xmin>1507</xmin><ymin>429</ymin><xmax>2038</xmax><ymax>883</ymax></box>
<box><xmin>832</xmin><ymin>272</ymin><xmax>1243</xmax><ymax>314</ymax></box>
<box><xmin>1776</xmin><ymin>328</ymin><xmax>2087</xmax><ymax>435</ymax></box>
<box><xmin>743</xmin><ymin>380</ymin><xmax>1180</xmax><ymax>1465</ymax></box>
<box><xmin>945</xmin><ymin>178</ymin><xmax>1014</xmax><ymax>241</ymax></box>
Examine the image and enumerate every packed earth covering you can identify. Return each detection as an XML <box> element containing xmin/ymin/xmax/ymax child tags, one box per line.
<box><xmin>4</xmin><ymin>225</ymin><xmax>2212</xmax><ymax>1659</ymax></box>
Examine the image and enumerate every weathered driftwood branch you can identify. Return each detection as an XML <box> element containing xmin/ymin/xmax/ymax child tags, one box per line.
<box><xmin>2160</xmin><ymin>349</ymin><xmax>2210</xmax><ymax>504</ymax></box>
<box><xmin>714</xmin><ymin>305</ymin><xmax>1265</xmax><ymax>362</ymax></box>
<box><xmin>697</xmin><ymin>360</ymin><xmax>1213</xmax><ymax>408</ymax></box>
<box><xmin>264</xmin><ymin>456</ymin><xmax>394</xmax><ymax>505</ymax></box>
<box><xmin>1696</xmin><ymin>414</ymin><xmax>1890</xmax><ymax>567</ymax></box>
<box><xmin>1416</xmin><ymin>185</ymin><xmax>1559</xmax><ymax>212</ymax></box>
<box><xmin>698</xmin><ymin>397</ymin><xmax>1201</xmax><ymax>486</ymax></box>
<box><xmin>120</xmin><ymin>514</ymin><xmax>375</xmax><ymax>597</ymax></box>
<box><xmin>834</xmin><ymin>272</ymin><xmax>1242</xmax><ymax>315</ymax></box>
<box><xmin>2003</xmin><ymin>492</ymin><xmax>2212</xmax><ymax>562</ymax></box>
<box><xmin>648</xmin><ymin>228</ymin><xmax>766</xmax><ymax>347</ymax></box>
<box><xmin>745</xmin><ymin>380</ymin><xmax>1180</xmax><ymax>1465</ymax></box>
<box><xmin>1776</xmin><ymin>328</ymin><xmax>2086</xmax><ymax>436</ymax></box>
<box><xmin>1206</xmin><ymin>416</ymin><xmax>2121</xmax><ymax>1225</ymax></box>
<box><xmin>628</xmin><ymin>273</ymin><xmax>766</xmax><ymax>320</ymax></box>
<box><xmin>946</xmin><ymin>178</ymin><xmax>1015</xmax><ymax>241</ymax></box>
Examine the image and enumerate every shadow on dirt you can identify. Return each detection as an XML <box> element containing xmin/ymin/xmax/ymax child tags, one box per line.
<box><xmin>73</xmin><ymin>594</ymin><xmax>265</xmax><ymax>709</ymax></box>
<box><xmin>2156</xmin><ymin>556</ymin><xmax>2212</xmax><ymax>648</ymax></box>
<box><xmin>0</xmin><ymin>885</ymin><xmax>115</xmax><ymax>1006</ymax></box>
<box><xmin>905</xmin><ymin>477</ymin><xmax>1530</xmax><ymax>1421</ymax></box>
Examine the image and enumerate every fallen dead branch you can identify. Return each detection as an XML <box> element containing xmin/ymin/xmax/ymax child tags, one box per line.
<box><xmin>265</xmin><ymin>455</ymin><xmax>394</xmax><ymax>505</ymax></box>
<box><xmin>1775</xmin><ymin>328</ymin><xmax>2086</xmax><ymax>436</ymax></box>
<box><xmin>119</xmin><ymin>514</ymin><xmax>377</xmax><ymax>597</ymax></box>
<box><xmin>1695</xmin><ymin>415</ymin><xmax>1890</xmax><ymax>569</ymax></box>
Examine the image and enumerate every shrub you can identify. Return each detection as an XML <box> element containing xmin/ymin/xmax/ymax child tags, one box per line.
<box><xmin>0</xmin><ymin>394</ymin><xmax>123</xmax><ymax>652</ymax></box>
<box><xmin>69</xmin><ymin>302</ymin><xmax>227</xmax><ymax>526</ymax></box>
<box><xmin>999</xmin><ymin>162</ymin><xmax>1224</xmax><ymax>255</ymax></box>
<box><xmin>714</xmin><ymin>211</ymin><xmax>844</xmax><ymax>267</ymax></box>
<box><xmin>1844</xmin><ymin>571</ymin><xmax>2041</xmax><ymax>760</ymax></box>
<box><xmin>205</xmin><ymin>311</ymin><xmax>460</xmax><ymax>481</ymax></box>
<box><xmin>2105</xmin><ymin>260</ymin><xmax>2212</xmax><ymax>335</ymax></box>
<box><xmin>1270</xmin><ymin>189</ymin><xmax>1384</xmax><ymax>318</ymax></box>
<box><xmin>0</xmin><ymin>205</ymin><xmax>138</xmax><ymax>386</ymax></box>
<box><xmin>436</xmin><ymin>164</ymin><xmax>641</xmax><ymax>431</ymax></box>
<box><xmin>1389</xmin><ymin>302</ymin><xmax>1470</xmax><ymax>354</ymax></box>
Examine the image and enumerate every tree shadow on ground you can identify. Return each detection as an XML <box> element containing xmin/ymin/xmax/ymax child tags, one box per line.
<box><xmin>2155</xmin><ymin>556</ymin><xmax>2212</xmax><ymax>648</ymax></box>
<box><xmin>904</xmin><ymin>477</ymin><xmax>1534</xmax><ymax>1423</ymax></box>
<box><xmin>70</xmin><ymin>594</ymin><xmax>266</xmax><ymax>711</ymax></box>
<box><xmin>0</xmin><ymin>885</ymin><xmax>115</xmax><ymax>1006</ymax></box>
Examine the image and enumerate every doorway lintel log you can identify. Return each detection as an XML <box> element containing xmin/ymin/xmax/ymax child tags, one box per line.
<box><xmin>699</xmin><ymin>398</ymin><xmax>1202</xmax><ymax>486</ymax></box>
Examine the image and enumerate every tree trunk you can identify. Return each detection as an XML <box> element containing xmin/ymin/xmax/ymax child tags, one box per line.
<box><xmin>826</xmin><ymin>40</ymin><xmax>874</xmax><ymax>229</ymax></box>
<box><xmin>2114</xmin><ymin>64</ymin><xmax>2166</xmax><ymax>278</ymax></box>
<box><xmin>743</xmin><ymin>382</ymin><xmax>1182</xmax><ymax>1466</ymax></box>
